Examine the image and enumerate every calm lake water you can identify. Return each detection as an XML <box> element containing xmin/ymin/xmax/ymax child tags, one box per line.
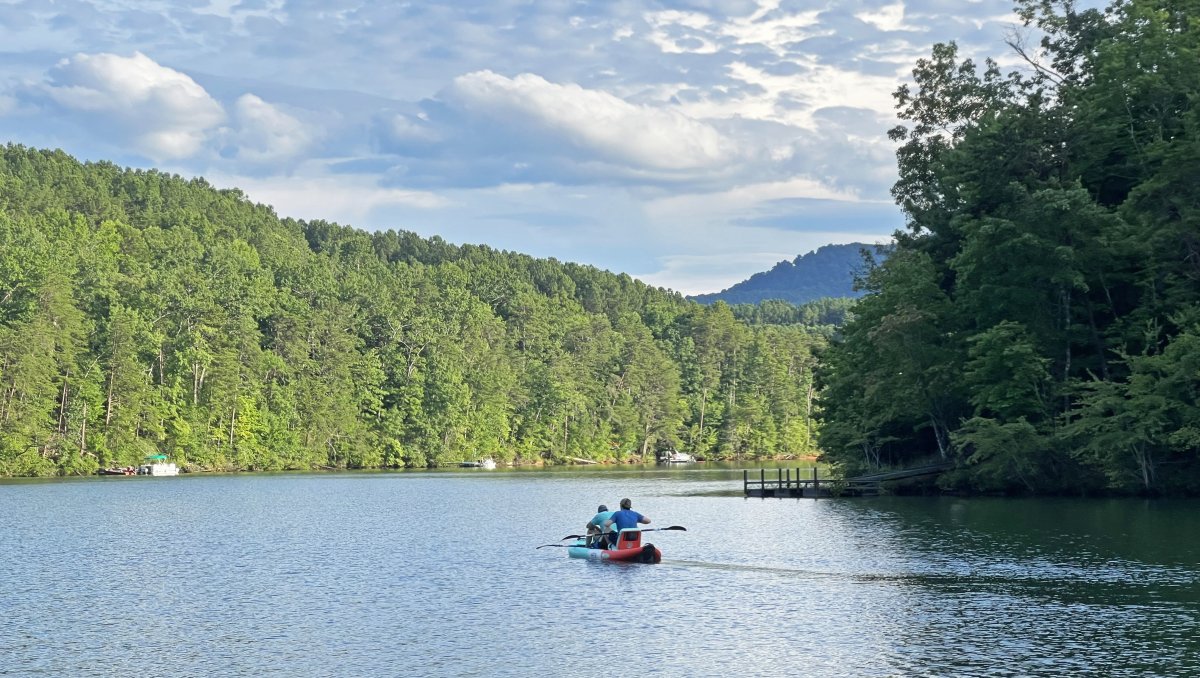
<box><xmin>2</xmin><ymin>464</ymin><xmax>1198</xmax><ymax>677</ymax></box>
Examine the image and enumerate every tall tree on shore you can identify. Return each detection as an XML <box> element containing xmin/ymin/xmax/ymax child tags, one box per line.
<box><xmin>819</xmin><ymin>0</ymin><xmax>1200</xmax><ymax>494</ymax></box>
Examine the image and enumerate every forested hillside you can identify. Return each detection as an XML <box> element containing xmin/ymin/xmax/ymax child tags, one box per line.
<box><xmin>0</xmin><ymin>145</ymin><xmax>825</xmax><ymax>476</ymax></box>
<box><xmin>729</xmin><ymin>297</ymin><xmax>857</xmax><ymax>332</ymax></box>
<box><xmin>690</xmin><ymin>243</ymin><xmax>884</xmax><ymax>305</ymax></box>
<box><xmin>819</xmin><ymin>0</ymin><xmax>1200</xmax><ymax>495</ymax></box>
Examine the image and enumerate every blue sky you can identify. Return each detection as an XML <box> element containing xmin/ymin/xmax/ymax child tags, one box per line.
<box><xmin>0</xmin><ymin>0</ymin><xmax>1040</xmax><ymax>295</ymax></box>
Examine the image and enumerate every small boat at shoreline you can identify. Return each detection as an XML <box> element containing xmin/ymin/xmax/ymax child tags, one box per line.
<box><xmin>658</xmin><ymin>450</ymin><xmax>695</xmax><ymax>464</ymax></box>
<box><xmin>98</xmin><ymin>466</ymin><xmax>137</xmax><ymax>476</ymax></box>
<box><xmin>567</xmin><ymin>529</ymin><xmax>662</xmax><ymax>564</ymax></box>
<box><xmin>138</xmin><ymin>454</ymin><xmax>179</xmax><ymax>476</ymax></box>
<box><xmin>460</xmin><ymin>458</ymin><xmax>497</xmax><ymax>469</ymax></box>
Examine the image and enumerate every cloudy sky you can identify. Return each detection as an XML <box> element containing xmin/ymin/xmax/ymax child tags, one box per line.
<box><xmin>0</xmin><ymin>0</ymin><xmax>1038</xmax><ymax>295</ymax></box>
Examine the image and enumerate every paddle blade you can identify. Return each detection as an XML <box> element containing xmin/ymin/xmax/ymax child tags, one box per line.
<box><xmin>664</xmin><ymin>525</ymin><xmax>687</xmax><ymax>531</ymax></box>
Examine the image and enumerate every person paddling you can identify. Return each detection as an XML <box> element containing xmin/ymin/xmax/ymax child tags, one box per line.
<box><xmin>585</xmin><ymin>504</ymin><xmax>615</xmax><ymax>549</ymax></box>
<box><xmin>603</xmin><ymin>498</ymin><xmax>650</xmax><ymax>548</ymax></box>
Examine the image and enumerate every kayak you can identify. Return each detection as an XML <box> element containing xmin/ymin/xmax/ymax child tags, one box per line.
<box><xmin>567</xmin><ymin>529</ymin><xmax>662</xmax><ymax>564</ymax></box>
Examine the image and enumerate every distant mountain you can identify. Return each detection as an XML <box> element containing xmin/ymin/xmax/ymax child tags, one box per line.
<box><xmin>690</xmin><ymin>243</ymin><xmax>886</xmax><ymax>306</ymax></box>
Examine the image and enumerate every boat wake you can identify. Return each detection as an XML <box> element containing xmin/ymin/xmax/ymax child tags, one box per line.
<box><xmin>660</xmin><ymin>559</ymin><xmax>846</xmax><ymax>579</ymax></box>
<box><xmin>659</xmin><ymin>559</ymin><xmax>1200</xmax><ymax>604</ymax></box>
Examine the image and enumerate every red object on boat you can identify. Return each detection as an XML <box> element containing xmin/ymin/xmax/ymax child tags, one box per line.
<box><xmin>567</xmin><ymin>529</ymin><xmax>662</xmax><ymax>563</ymax></box>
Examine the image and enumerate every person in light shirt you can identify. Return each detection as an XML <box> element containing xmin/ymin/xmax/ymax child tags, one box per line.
<box><xmin>585</xmin><ymin>504</ymin><xmax>615</xmax><ymax>548</ymax></box>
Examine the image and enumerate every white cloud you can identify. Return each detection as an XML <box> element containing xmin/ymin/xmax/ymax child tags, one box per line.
<box><xmin>631</xmin><ymin>6</ymin><xmax>912</xmax><ymax>134</ymax></box>
<box><xmin>722</xmin><ymin>10</ymin><xmax>826</xmax><ymax>54</ymax></box>
<box><xmin>222</xmin><ymin>93</ymin><xmax>312</xmax><ymax>163</ymax></box>
<box><xmin>386</xmin><ymin>113</ymin><xmax>437</xmax><ymax>143</ymax></box>
<box><xmin>41</xmin><ymin>52</ymin><xmax>225</xmax><ymax>160</ymax></box>
<box><xmin>644</xmin><ymin>10</ymin><xmax>722</xmax><ymax>54</ymax></box>
<box><xmin>646</xmin><ymin>177</ymin><xmax>866</xmax><ymax>223</ymax></box>
<box><xmin>716</xmin><ymin>59</ymin><xmax>902</xmax><ymax>129</ymax></box>
<box><xmin>856</xmin><ymin>3</ymin><xmax>921</xmax><ymax>32</ymax></box>
<box><xmin>645</xmin><ymin>4</ymin><xmax>825</xmax><ymax>58</ymax></box>
<box><xmin>208</xmin><ymin>164</ymin><xmax>449</xmax><ymax>226</ymax></box>
<box><xmin>636</xmin><ymin>251</ymin><xmax>794</xmax><ymax>295</ymax></box>
<box><xmin>0</xmin><ymin>0</ymin><xmax>1037</xmax><ymax>293</ymax></box>
<box><xmin>444</xmin><ymin>70</ymin><xmax>736</xmax><ymax>173</ymax></box>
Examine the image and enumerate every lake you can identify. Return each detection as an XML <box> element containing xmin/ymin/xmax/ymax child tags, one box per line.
<box><xmin>2</xmin><ymin>465</ymin><xmax>1198</xmax><ymax>677</ymax></box>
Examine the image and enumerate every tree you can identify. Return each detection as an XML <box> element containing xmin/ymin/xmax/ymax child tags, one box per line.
<box><xmin>821</xmin><ymin>0</ymin><xmax>1200</xmax><ymax>494</ymax></box>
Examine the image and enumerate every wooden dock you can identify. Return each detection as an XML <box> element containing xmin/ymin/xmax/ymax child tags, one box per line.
<box><xmin>743</xmin><ymin>462</ymin><xmax>953</xmax><ymax>498</ymax></box>
<box><xmin>743</xmin><ymin>468</ymin><xmax>858</xmax><ymax>497</ymax></box>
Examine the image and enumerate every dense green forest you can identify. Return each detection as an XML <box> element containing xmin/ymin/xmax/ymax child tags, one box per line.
<box><xmin>690</xmin><ymin>243</ymin><xmax>883</xmax><ymax>306</ymax></box>
<box><xmin>819</xmin><ymin>0</ymin><xmax>1200</xmax><ymax>495</ymax></box>
<box><xmin>0</xmin><ymin>145</ymin><xmax>827</xmax><ymax>476</ymax></box>
<box><xmin>729</xmin><ymin>297</ymin><xmax>856</xmax><ymax>332</ymax></box>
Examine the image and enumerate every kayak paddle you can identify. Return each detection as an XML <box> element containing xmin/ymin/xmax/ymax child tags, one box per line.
<box><xmin>558</xmin><ymin>525</ymin><xmax>687</xmax><ymax>541</ymax></box>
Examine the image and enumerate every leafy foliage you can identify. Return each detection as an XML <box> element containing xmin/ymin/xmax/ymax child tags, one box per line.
<box><xmin>0</xmin><ymin>146</ymin><xmax>824</xmax><ymax>475</ymax></box>
<box><xmin>819</xmin><ymin>0</ymin><xmax>1200</xmax><ymax>495</ymax></box>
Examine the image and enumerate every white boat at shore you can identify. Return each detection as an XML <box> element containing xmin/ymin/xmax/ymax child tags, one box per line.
<box><xmin>138</xmin><ymin>454</ymin><xmax>179</xmax><ymax>476</ymax></box>
<box><xmin>659</xmin><ymin>451</ymin><xmax>695</xmax><ymax>464</ymax></box>
<box><xmin>460</xmin><ymin>458</ymin><xmax>497</xmax><ymax>469</ymax></box>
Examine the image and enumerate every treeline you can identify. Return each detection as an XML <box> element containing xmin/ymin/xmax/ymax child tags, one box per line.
<box><xmin>0</xmin><ymin>145</ymin><xmax>824</xmax><ymax>476</ymax></box>
<box><xmin>729</xmin><ymin>297</ymin><xmax>855</xmax><ymax>332</ymax></box>
<box><xmin>819</xmin><ymin>0</ymin><xmax>1200</xmax><ymax>495</ymax></box>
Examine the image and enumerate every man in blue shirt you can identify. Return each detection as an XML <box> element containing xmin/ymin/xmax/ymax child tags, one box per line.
<box><xmin>603</xmin><ymin>497</ymin><xmax>650</xmax><ymax>548</ymax></box>
<box><xmin>585</xmin><ymin>504</ymin><xmax>615</xmax><ymax>548</ymax></box>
